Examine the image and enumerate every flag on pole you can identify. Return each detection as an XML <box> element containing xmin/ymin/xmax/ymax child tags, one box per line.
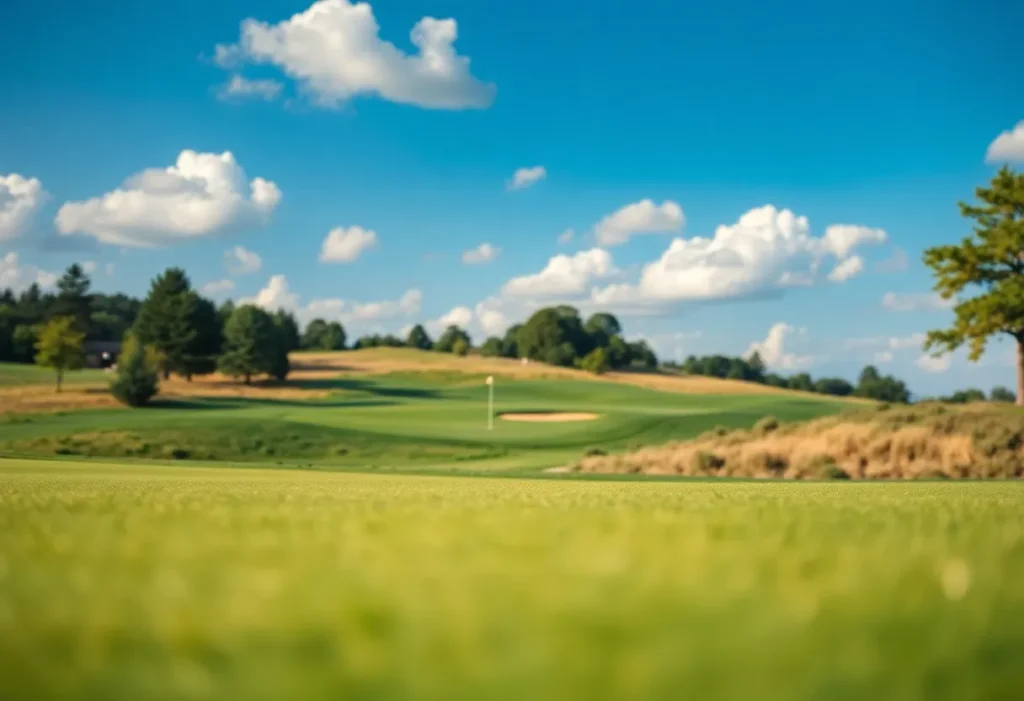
<box><xmin>486</xmin><ymin>376</ymin><xmax>494</xmax><ymax>385</ymax></box>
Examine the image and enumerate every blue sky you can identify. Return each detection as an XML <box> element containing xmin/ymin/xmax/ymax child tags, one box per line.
<box><xmin>1</xmin><ymin>0</ymin><xmax>1023</xmax><ymax>396</ymax></box>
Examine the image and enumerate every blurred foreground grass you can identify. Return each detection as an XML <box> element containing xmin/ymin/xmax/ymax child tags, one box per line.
<box><xmin>1</xmin><ymin>458</ymin><xmax>1023</xmax><ymax>700</ymax></box>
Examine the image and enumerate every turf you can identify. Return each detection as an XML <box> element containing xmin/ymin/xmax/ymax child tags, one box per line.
<box><xmin>0</xmin><ymin>373</ymin><xmax>846</xmax><ymax>473</ymax></box>
<box><xmin>1</xmin><ymin>459</ymin><xmax>1022</xmax><ymax>700</ymax></box>
<box><xmin>0</xmin><ymin>363</ymin><xmax>108</xmax><ymax>387</ymax></box>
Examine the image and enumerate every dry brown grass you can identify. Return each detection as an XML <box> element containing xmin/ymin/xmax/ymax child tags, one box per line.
<box><xmin>573</xmin><ymin>403</ymin><xmax>1024</xmax><ymax>480</ymax></box>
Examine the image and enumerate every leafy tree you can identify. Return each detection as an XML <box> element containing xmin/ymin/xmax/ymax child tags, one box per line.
<box><xmin>301</xmin><ymin>318</ymin><xmax>347</xmax><ymax>350</ymax></box>
<box><xmin>628</xmin><ymin>340</ymin><xmax>657</xmax><ymax>369</ymax></box>
<box><xmin>500</xmin><ymin>324</ymin><xmax>521</xmax><ymax>358</ymax></box>
<box><xmin>923</xmin><ymin>167</ymin><xmax>1024</xmax><ymax>405</ymax></box>
<box><xmin>747</xmin><ymin>351</ymin><xmax>766</xmax><ymax>382</ymax></box>
<box><xmin>517</xmin><ymin>307</ymin><xmax>590</xmax><ymax>367</ymax></box>
<box><xmin>134</xmin><ymin>268</ymin><xmax>197</xmax><ymax>379</ymax></box>
<box><xmin>435</xmin><ymin>325</ymin><xmax>471</xmax><ymax>353</ymax></box>
<box><xmin>814</xmin><ymin>377</ymin><xmax>854</xmax><ymax>396</ymax></box>
<box><xmin>110</xmin><ymin>334</ymin><xmax>159</xmax><ymax>407</ymax></box>
<box><xmin>479</xmin><ymin>336</ymin><xmax>503</xmax><ymax>357</ymax></box>
<box><xmin>273</xmin><ymin>310</ymin><xmax>301</xmax><ymax>352</ymax></box>
<box><xmin>580</xmin><ymin>347</ymin><xmax>610</xmax><ymax>375</ymax></box>
<box><xmin>941</xmin><ymin>388</ymin><xmax>987</xmax><ymax>404</ymax></box>
<box><xmin>181</xmin><ymin>296</ymin><xmax>223</xmax><ymax>379</ymax></box>
<box><xmin>452</xmin><ymin>338</ymin><xmax>470</xmax><ymax>357</ymax></box>
<box><xmin>12</xmin><ymin>324</ymin><xmax>39</xmax><ymax>363</ymax></box>
<box><xmin>406</xmin><ymin>324</ymin><xmax>433</xmax><ymax>351</ymax></box>
<box><xmin>217</xmin><ymin>300</ymin><xmax>236</xmax><ymax>327</ymax></box>
<box><xmin>788</xmin><ymin>373</ymin><xmax>814</xmax><ymax>392</ymax></box>
<box><xmin>0</xmin><ymin>308</ymin><xmax>12</xmax><ymax>361</ymax></box>
<box><xmin>991</xmin><ymin>386</ymin><xmax>1016</xmax><ymax>402</ymax></box>
<box><xmin>34</xmin><ymin>317</ymin><xmax>85</xmax><ymax>392</ymax></box>
<box><xmin>51</xmin><ymin>264</ymin><xmax>92</xmax><ymax>333</ymax></box>
<box><xmin>606</xmin><ymin>335</ymin><xmax>631</xmax><ymax>368</ymax></box>
<box><xmin>763</xmin><ymin>373</ymin><xmax>789</xmax><ymax>388</ymax></box>
<box><xmin>855</xmin><ymin>365</ymin><xmax>911</xmax><ymax>403</ymax></box>
<box><xmin>218</xmin><ymin>305</ymin><xmax>278</xmax><ymax>385</ymax></box>
<box><xmin>584</xmin><ymin>312</ymin><xmax>622</xmax><ymax>349</ymax></box>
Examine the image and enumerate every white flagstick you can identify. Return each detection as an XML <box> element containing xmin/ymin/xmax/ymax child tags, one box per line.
<box><xmin>486</xmin><ymin>375</ymin><xmax>494</xmax><ymax>430</ymax></box>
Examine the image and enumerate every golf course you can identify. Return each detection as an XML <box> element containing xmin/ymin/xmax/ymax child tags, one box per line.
<box><xmin>2</xmin><ymin>350</ymin><xmax>1024</xmax><ymax>700</ymax></box>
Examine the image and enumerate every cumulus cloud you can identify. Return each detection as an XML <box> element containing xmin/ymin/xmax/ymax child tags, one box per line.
<box><xmin>429</xmin><ymin>305</ymin><xmax>474</xmax><ymax>335</ymax></box>
<box><xmin>745</xmin><ymin>322</ymin><xmax>813</xmax><ymax>370</ymax></box>
<box><xmin>917</xmin><ymin>353</ymin><xmax>951</xmax><ymax>373</ymax></box>
<box><xmin>827</xmin><ymin>255</ymin><xmax>864</xmax><ymax>282</ymax></box>
<box><xmin>214</xmin><ymin>0</ymin><xmax>494</xmax><ymax>110</ymax></box>
<box><xmin>202</xmin><ymin>279</ymin><xmax>236</xmax><ymax>295</ymax></box>
<box><xmin>218</xmin><ymin>74</ymin><xmax>284</xmax><ymax>101</ymax></box>
<box><xmin>461</xmin><ymin>242</ymin><xmax>499</xmax><ymax>265</ymax></box>
<box><xmin>985</xmin><ymin>121</ymin><xmax>1024</xmax><ymax>163</ymax></box>
<box><xmin>0</xmin><ymin>253</ymin><xmax>58</xmax><ymax>292</ymax></box>
<box><xmin>319</xmin><ymin>226</ymin><xmax>377</xmax><ymax>263</ymax></box>
<box><xmin>881</xmin><ymin>291</ymin><xmax>954</xmax><ymax>312</ymax></box>
<box><xmin>503</xmin><ymin>248</ymin><xmax>616</xmax><ymax>298</ymax></box>
<box><xmin>507</xmin><ymin>166</ymin><xmax>546</xmax><ymax>191</ymax></box>
<box><xmin>474</xmin><ymin>297</ymin><xmax>509</xmax><ymax>336</ymax></box>
<box><xmin>55</xmin><ymin>150</ymin><xmax>280</xmax><ymax>247</ymax></box>
<box><xmin>245</xmin><ymin>274</ymin><xmax>423</xmax><ymax>328</ymax></box>
<box><xmin>0</xmin><ymin>173</ymin><xmax>46</xmax><ymax>241</ymax></box>
<box><xmin>225</xmin><ymin>245</ymin><xmax>263</xmax><ymax>274</ymax></box>
<box><xmin>589</xmin><ymin>205</ymin><xmax>887</xmax><ymax>309</ymax></box>
<box><xmin>594</xmin><ymin>199</ymin><xmax>684</xmax><ymax>247</ymax></box>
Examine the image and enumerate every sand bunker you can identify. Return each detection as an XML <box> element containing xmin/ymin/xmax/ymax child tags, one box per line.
<box><xmin>499</xmin><ymin>412</ymin><xmax>600</xmax><ymax>423</ymax></box>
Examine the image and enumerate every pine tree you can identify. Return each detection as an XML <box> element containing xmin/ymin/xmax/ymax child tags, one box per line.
<box><xmin>52</xmin><ymin>264</ymin><xmax>92</xmax><ymax>334</ymax></box>
<box><xmin>110</xmin><ymin>334</ymin><xmax>159</xmax><ymax>407</ymax></box>
<box><xmin>134</xmin><ymin>268</ymin><xmax>197</xmax><ymax>379</ymax></box>
<box><xmin>219</xmin><ymin>305</ymin><xmax>277</xmax><ymax>384</ymax></box>
<box><xmin>923</xmin><ymin>167</ymin><xmax>1024</xmax><ymax>405</ymax></box>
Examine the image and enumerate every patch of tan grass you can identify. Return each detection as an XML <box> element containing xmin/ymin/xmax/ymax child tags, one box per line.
<box><xmin>573</xmin><ymin>404</ymin><xmax>1024</xmax><ymax>480</ymax></box>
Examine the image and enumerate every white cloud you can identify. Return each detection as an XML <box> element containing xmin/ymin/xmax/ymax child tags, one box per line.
<box><xmin>827</xmin><ymin>255</ymin><xmax>864</xmax><ymax>282</ymax></box>
<box><xmin>592</xmin><ymin>205</ymin><xmax>886</xmax><ymax>308</ymax></box>
<box><xmin>881</xmin><ymin>291</ymin><xmax>954</xmax><ymax>312</ymax></box>
<box><xmin>55</xmin><ymin>150</ymin><xmax>281</xmax><ymax>247</ymax></box>
<box><xmin>557</xmin><ymin>228</ymin><xmax>574</xmax><ymax>245</ymax></box>
<box><xmin>503</xmin><ymin>248</ymin><xmax>616</xmax><ymax>298</ymax></box>
<box><xmin>745</xmin><ymin>322</ymin><xmax>813</xmax><ymax>370</ymax></box>
<box><xmin>874</xmin><ymin>351</ymin><xmax>894</xmax><ymax>364</ymax></box>
<box><xmin>246</xmin><ymin>274</ymin><xmax>299</xmax><ymax>311</ymax></box>
<box><xmin>507</xmin><ymin>166</ymin><xmax>546</xmax><ymax>191</ymax></box>
<box><xmin>594</xmin><ymin>199</ymin><xmax>684</xmax><ymax>247</ymax></box>
<box><xmin>429</xmin><ymin>305</ymin><xmax>474</xmax><ymax>334</ymax></box>
<box><xmin>474</xmin><ymin>297</ymin><xmax>508</xmax><ymax>336</ymax></box>
<box><xmin>215</xmin><ymin>0</ymin><xmax>494</xmax><ymax>110</ymax></box>
<box><xmin>917</xmin><ymin>353</ymin><xmax>951</xmax><ymax>373</ymax></box>
<box><xmin>0</xmin><ymin>173</ymin><xmax>46</xmax><ymax>241</ymax></box>
<box><xmin>461</xmin><ymin>242</ymin><xmax>499</xmax><ymax>265</ymax></box>
<box><xmin>81</xmin><ymin>261</ymin><xmax>98</xmax><ymax>275</ymax></box>
<box><xmin>888</xmin><ymin>332</ymin><xmax>926</xmax><ymax>350</ymax></box>
<box><xmin>0</xmin><ymin>253</ymin><xmax>58</xmax><ymax>292</ymax></box>
<box><xmin>218</xmin><ymin>74</ymin><xmax>284</xmax><ymax>101</ymax></box>
<box><xmin>319</xmin><ymin>226</ymin><xmax>377</xmax><ymax>263</ymax></box>
<box><xmin>225</xmin><ymin>245</ymin><xmax>263</xmax><ymax>274</ymax></box>
<box><xmin>202</xmin><ymin>279</ymin><xmax>236</xmax><ymax>295</ymax></box>
<box><xmin>822</xmin><ymin>224</ymin><xmax>887</xmax><ymax>259</ymax></box>
<box><xmin>985</xmin><ymin>121</ymin><xmax>1024</xmax><ymax>163</ymax></box>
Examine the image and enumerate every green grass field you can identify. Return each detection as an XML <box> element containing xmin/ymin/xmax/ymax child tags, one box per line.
<box><xmin>0</xmin><ymin>372</ymin><xmax>846</xmax><ymax>474</ymax></box>
<box><xmin>1</xmin><ymin>459</ymin><xmax>1023</xmax><ymax>700</ymax></box>
<box><xmin>0</xmin><ymin>363</ymin><xmax>108</xmax><ymax>387</ymax></box>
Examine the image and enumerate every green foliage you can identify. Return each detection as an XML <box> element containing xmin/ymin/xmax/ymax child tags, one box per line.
<box><xmin>218</xmin><ymin>305</ymin><xmax>279</xmax><ymax>384</ymax></box>
<box><xmin>301</xmin><ymin>318</ymin><xmax>347</xmax><ymax>351</ymax></box>
<box><xmin>517</xmin><ymin>307</ymin><xmax>590</xmax><ymax>367</ymax></box>
<box><xmin>479</xmin><ymin>336</ymin><xmax>503</xmax><ymax>357</ymax></box>
<box><xmin>51</xmin><ymin>264</ymin><xmax>92</xmax><ymax>333</ymax></box>
<box><xmin>580</xmin><ymin>347</ymin><xmax>609</xmax><ymax>375</ymax></box>
<box><xmin>500</xmin><ymin>324</ymin><xmax>521</xmax><ymax>358</ymax></box>
<box><xmin>110</xmin><ymin>334</ymin><xmax>159</xmax><ymax>407</ymax></box>
<box><xmin>939</xmin><ymin>388</ymin><xmax>987</xmax><ymax>404</ymax></box>
<box><xmin>452</xmin><ymin>338</ymin><xmax>470</xmax><ymax>357</ymax></box>
<box><xmin>134</xmin><ymin>268</ymin><xmax>198</xmax><ymax>379</ymax></box>
<box><xmin>273</xmin><ymin>310</ymin><xmax>301</xmax><ymax>352</ymax></box>
<box><xmin>33</xmin><ymin>316</ymin><xmax>85</xmax><ymax>392</ymax></box>
<box><xmin>855</xmin><ymin>365</ymin><xmax>910</xmax><ymax>403</ymax></box>
<box><xmin>814</xmin><ymin>377</ymin><xmax>854</xmax><ymax>397</ymax></box>
<box><xmin>353</xmin><ymin>334</ymin><xmax>405</xmax><ymax>349</ymax></box>
<box><xmin>405</xmin><ymin>324</ymin><xmax>433</xmax><ymax>351</ymax></box>
<box><xmin>788</xmin><ymin>373</ymin><xmax>814</xmax><ymax>392</ymax></box>
<box><xmin>12</xmin><ymin>324</ymin><xmax>39</xmax><ymax>363</ymax></box>
<box><xmin>435</xmin><ymin>325</ymin><xmax>472</xmax><ymax>353</ymax></box>
<box><xmin>991</xmin><ymin>386</ymin><xmax>1016</xmax><ymax>403</ymax></box>
<box><xmin>923</xmin><ymin>167</ymin><xmax>1024</xmax><ymax>404</ymax></box>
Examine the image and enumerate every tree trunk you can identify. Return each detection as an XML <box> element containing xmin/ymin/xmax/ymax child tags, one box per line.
<box><xmin>244</xmin><ymin>372</ymin><xmax>251</xmax><ymax>386</ymax></box>
<box><xmin>1017</xmin><ymin>339</ymin><xmax>1024</xmax><ymax>407</ymax></box>
<box><xmin>56</xmin><ymin>368</ymin><xmax>63</xmax><ymax>394</ymax></box>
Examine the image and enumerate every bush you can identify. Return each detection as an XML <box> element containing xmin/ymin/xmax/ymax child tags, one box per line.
<box><xmin>580</xmin><ymin>347</ymin><xmax>609</xmax><ymax>375</ymax></box>
<box><xmin>754</xmin><ymin>415</ymin><xmax>781</xmax><ymax>434</ymax></box>
<box><xmin>452</xmin><ymin>338</ymin><xmax>470</xmax><ymax>357</ymax></box>
<box><xmin>110</xmin><ymin>336</ymin><xmax>159</xmax><ymax>407</ymax></box>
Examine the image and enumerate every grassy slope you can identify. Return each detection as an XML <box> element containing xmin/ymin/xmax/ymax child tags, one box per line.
<box><xmin>1</xmin><ymin>459</ymin><xmax>1022</xmax><ymax>700</ymax></box>
<box><xmin>0</xmin><ymin>373</ymin><xmax>846</xmax><ymax>473</ymax></box>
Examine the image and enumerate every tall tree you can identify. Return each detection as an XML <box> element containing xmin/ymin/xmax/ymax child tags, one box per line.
<box><xmin>134</xmin><ymin>268</ymin><xmax>197</xmax><ymax>379</ymax></box>
<box><xmin>273</xmin><ymin>309</ymin><xmax>301</xmax><ymax>352</ymax></box>
<box><xmin>923</xmin><ymin>167</ymin><xmax>1024</xmax><ymax>405</ymax></box>
<box><xmin>182</xmin><ymin>296</ymin><xmax>223</xmax><ymax>379</ymax></box>
<box><xmin>406</xmin><ymin>324</ymin><xmax>433</xmax><ymax>351</ymax></box>
<box><xmin>218</xmin><ymin>305</ymin><xmax>278</xmax><ymax>385</ymax></box>
<box><xmin>52</xmin><ymin>264</ymin><xmax>92</xmax><ymax>333</ymax></box>
<box><xmin>34</xmin><ymin>317</ymin><xmax>85</xmax><ymax>392</ymax></box>
<box><xmin>435</xmin><ymin>325</ymin><xmax>472</xmax><ymax>354</ymax></box>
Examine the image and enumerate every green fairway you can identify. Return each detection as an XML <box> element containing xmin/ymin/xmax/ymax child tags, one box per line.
<box><xmin>1</xmin><ymin>459</ymin><xmax>1022</xmax><ymax>700</ymax></box>
<box><xmin>0</xmin><ymin>373</ymin><xmax>846</xmax><ymax>473</ymax></box>
<box><xmin>0</xmin><ymin>362</ymin><xmax>108</xmax><ymax>387</ymax></box>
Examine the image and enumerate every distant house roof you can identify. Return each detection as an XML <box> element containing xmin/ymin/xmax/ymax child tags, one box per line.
<box><xmin>84</xmin><ymin>341</ymin><xmax>122</xmax><ymax>354</ymax></box>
